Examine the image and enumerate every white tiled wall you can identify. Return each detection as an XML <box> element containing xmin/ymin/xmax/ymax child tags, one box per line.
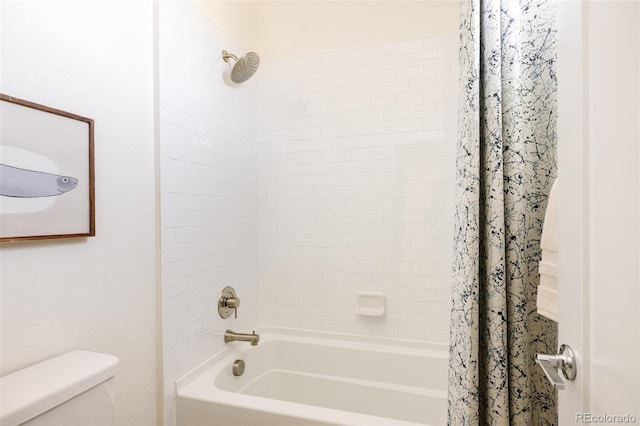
<box><xmin>159</xmin><ymin>2</ymin><xmax>259</xmax><ymax>424</ymax></box>
<box><xmin>258</xmin><ymin>37</ymin><xmax>458</xmax><ymax>343</ymax></box>
<box><xmin>159</xmin><ymin>3</ymin><xmax>458</xmax><ymax>422</ymax></box>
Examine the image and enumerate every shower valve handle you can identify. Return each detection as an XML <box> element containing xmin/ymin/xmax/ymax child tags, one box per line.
<box><xmin>218</xmin><ymin>286</ymin><xmax>240</xmax><ymax>319</ymax></box>
<box><xmin>225</xmin><ymin>297</ymin><xmax>240</xmax><ymax>319</ymax></box>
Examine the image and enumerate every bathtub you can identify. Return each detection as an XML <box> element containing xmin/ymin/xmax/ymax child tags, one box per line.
<box><xmin>176</xmin><ymin>327</ymin><xmax>448</xmax><ymax>426</ymax></box>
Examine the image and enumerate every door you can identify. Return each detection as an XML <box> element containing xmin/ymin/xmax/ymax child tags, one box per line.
<box><xmin>557</xmin><ymin>1</ymin><xmax>640</xmax><ymax>424</ymax></box>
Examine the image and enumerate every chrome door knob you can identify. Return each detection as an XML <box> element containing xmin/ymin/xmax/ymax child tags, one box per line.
<box><xmin>535</xmin><ymin>344</ymin><xmax>577</xmax><ymax>390</ymax></box>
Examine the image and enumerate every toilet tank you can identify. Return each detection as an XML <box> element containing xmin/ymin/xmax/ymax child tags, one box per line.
<box><xmin>0</xmin><ymin>351</ymin><xmax>119</xmax><ymax>426</ymax></box>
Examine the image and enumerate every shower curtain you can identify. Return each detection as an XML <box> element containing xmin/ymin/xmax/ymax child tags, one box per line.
<box><xmin>448</xmin><ymin>0</ymin><xmax>558</xmax><ymax>425</ymax></box>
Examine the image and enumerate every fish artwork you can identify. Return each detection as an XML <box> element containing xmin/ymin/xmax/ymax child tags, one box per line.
<box><xmin>0</xmin><ymin>163</ymin><xmax>79</xmax><ymax>198</ymax></box>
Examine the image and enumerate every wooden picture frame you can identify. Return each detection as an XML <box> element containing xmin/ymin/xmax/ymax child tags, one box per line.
<box><xmin>0</xmin><ymin>94</ymin><xmax>95</xmax><ymax>242</ymax></box>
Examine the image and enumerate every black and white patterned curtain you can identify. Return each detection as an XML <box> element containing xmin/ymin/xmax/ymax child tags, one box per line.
<box><xmin>448</xmin><ymin>0</ymin><xmax>558</xmax><ymax>424</ymax></box>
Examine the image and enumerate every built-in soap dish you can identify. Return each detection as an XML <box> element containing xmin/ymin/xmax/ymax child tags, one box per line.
<box><xmin>356</xmin><ymin>292</ymin><xmax>385</xmax><ymax>316</ymax></box>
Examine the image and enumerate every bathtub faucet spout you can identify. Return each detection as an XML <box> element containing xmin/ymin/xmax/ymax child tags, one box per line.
<box><xmin>224</xmin><ymin>329</ymin><xmax>260</xmax><ymax>346</ymax></box>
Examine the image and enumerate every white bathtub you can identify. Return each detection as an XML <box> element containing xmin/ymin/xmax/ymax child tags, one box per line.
<box><xmin>176</xmin><ymin>328</ymin><xmax>448</xmax><ymax>426</ymax></box>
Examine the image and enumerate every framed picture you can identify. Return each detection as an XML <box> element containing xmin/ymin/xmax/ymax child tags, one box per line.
<box><xmin>0</xmin><ymin>94</ymin><xmax>95</xmax><ymax>242</ymax></box>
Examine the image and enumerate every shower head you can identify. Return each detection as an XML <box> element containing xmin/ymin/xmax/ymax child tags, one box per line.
<box><xmin>222</xmin><ymin>50</ymin><xmax>260</xmax><ymax>83</ymax></box>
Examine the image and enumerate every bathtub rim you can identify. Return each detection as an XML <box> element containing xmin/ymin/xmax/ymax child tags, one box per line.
<box><xmin>177</xmin><ymin>326</ymin><xmax>448</xmax><ymax>387</ymax></box>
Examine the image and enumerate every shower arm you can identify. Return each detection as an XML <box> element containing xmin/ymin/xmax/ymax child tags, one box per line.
<box><xmin>222</xmin><ymin>50</ymin><xmax>239</xmax><ymax>63</ymax></box>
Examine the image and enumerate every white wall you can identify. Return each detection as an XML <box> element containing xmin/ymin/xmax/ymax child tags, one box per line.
<box><xmin>196</xmin><ymin>1</ymin><xmax>459</xmax><ymax>61</ymax></box>
<box><xmin>193</xmin><ymin>0</ymin><xmax>260</xmax><ymax>55</ymax></box>
<box><xmin>258</xmin><ymin>36</ymin><xmax>458</xmax><ymax>342</ymax></box>
<box><xmin>0</xmin><ymin>1</ymin><xmax>157</xmax><ymax>425</ymax></box>
<box><xmin>254</xmin><ymin>1</ymin><xmax>459</xmax><ymax>60</ymax></box>
<box><xmin>158</xmin><ymin>2</ymin><xmax>260</xmax><ymax>424</ymax></box>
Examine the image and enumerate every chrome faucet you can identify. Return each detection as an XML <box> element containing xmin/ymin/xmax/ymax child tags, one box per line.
<box><xmin>224</xmin><ymin>329</ymin><xmax>260</xmax><ymax>346</ymax></box>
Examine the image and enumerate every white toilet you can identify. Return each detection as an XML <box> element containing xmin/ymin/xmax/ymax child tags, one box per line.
<box><xmin>0</xmin><ymin>351</ymin><xmax>119</xmax><ymax>426</ymax></box>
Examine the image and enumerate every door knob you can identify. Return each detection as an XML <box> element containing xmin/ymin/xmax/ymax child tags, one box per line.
<box><xmin>535</xmin><ymin>344</ymin><xmax>577</xmax><ymax>390</ymax></box>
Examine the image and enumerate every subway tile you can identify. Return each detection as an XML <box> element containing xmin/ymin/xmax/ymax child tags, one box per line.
<box><xmin>397</xmin><ymin>118</ymin><xmax>425</xmax><ymax>133</ymax></box>
<box><xmin>370</xmin><ymin>69</ymin><xmax>397</xmax><ymax>84</ymax></box>
<box><xmin>163</xmin><ymin>29</ymin><xmax>458</xmax><ymax>388</ymax></box>
<box><xmin>397</xmin><ymin>92</ymin><xmax>424</xmax><ymax>106</ymax></box>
